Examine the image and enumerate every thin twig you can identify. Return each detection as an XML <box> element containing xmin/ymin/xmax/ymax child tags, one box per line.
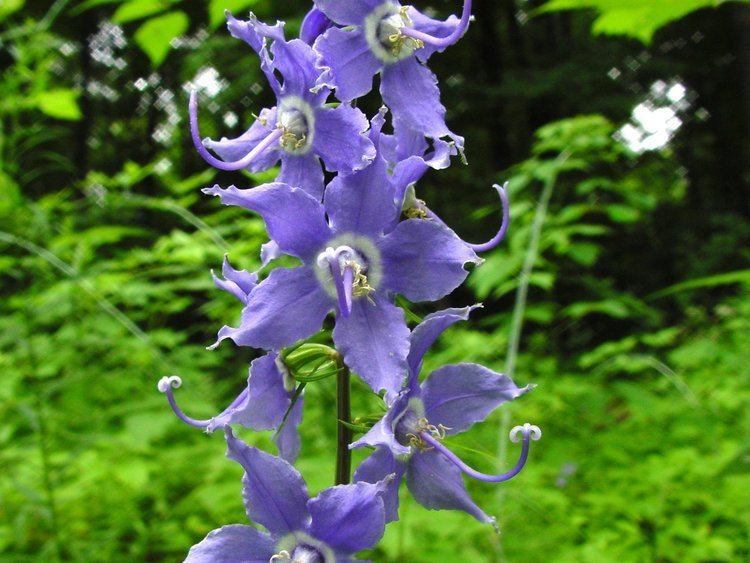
<box><xmin>493</xmin><ymin>152</ymin><xmax>568</xmax><ymax>560</ymax></box>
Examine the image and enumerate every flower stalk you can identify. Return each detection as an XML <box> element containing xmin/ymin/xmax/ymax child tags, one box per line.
<box><xmin>335</xmin><ymin>354</ymin><xmax>353</xmax><ymax>485</ymax></box>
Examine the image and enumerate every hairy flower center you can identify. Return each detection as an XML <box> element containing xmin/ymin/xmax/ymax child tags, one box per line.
<box><xmin>364</xmin><ymin>4</ymin><xmax>423</xmax><ymax>63</ymax></box>
<box><xmin>314</xmin><ymin>235</ymin><xmax>383</xmax><ymax>308</ymax></box>
<box><xmin>277</xmin><ymin>96</ymin><xmax>314</xmax><ymax>154</ymax></box>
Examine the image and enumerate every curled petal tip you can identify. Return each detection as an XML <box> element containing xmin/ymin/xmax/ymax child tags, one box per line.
<box><xmin>510</xmin><ymin>423</ymin><xmax>542</xmax><ymax>443</ymax></box>
<box><xmin>157</xmin><ymin>375</ymin><xmax>182</xmax><ymax>393</ymax></box>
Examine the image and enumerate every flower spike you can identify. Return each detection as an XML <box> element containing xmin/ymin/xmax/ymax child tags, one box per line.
<box><xmin>419</xmin><ymin>422</ymin><xmax>541</xmax><ymax>483</ymax></box>
<box><xmin>399</xmin><ymin>0</ymin><xmax>473</xmax><ymax>48</ymax></box>
<box><xmin>189</xmin><ymin>90</ymin><xmax>283</xmax><ymax>171</ymax></box>
<box><xmin>157</xmin><ymin>376</ymin><xmax>211</xmax><ymax>429</ymax></box>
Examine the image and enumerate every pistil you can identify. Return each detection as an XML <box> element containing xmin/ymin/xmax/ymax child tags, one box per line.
<box><xmin>399</xmin><ymin>0</ymin><xmax>473</xmax><ymax>48</ymax></box>
<box><xmin>189</xmin><ymin>90</ymin><xmax>283</xmax><ymax>171</ymax></box>
<box><xmin>419</xmin><ymin>422</ymin><xmax>540</xmax><ymax>483</ymax></box>
<box><xmin>157</xmin><ymin>376</ymin><xmax>212</xmax><ymax>429</ymax></box>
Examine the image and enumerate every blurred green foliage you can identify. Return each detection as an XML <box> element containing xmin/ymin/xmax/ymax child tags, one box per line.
<box><xmin>540</xmin><ymin>0</ymin><xmax>750</xmax><ymax>43</ymax></box>
<box><xmin>1</xmin><ymin>0</ymin><xmax>749</xmax><ymax>561</ymax></box>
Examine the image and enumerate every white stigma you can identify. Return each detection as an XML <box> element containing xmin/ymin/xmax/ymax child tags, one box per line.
<box><xmin>509</xmin><ymin>423</ymin><xmax>542</xmax><ymax>443</ymax></box>
<box><xmin>315</xmin><ymin>245</ymin><xmax>358</xmax><ymax>270</ymax></box>
<box><xmin>157</xmin><ymin>375</ymin><xmax>182</xmax><ymax>393</ymax></box>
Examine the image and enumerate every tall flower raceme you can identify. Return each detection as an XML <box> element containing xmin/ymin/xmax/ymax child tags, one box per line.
<box><xmin>160</xmin><ymin>4</ymin><xmax>543</xmax><ymax>560</ymax></box>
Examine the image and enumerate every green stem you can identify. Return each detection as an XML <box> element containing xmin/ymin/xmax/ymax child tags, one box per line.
<box><xmin>335</xmin><ymin>357</ymin><xmax>352</xmax><ymax>485</ymax></box>
<box><xmin>493</xmin><ymin>153</ymin><xmax>567</xmax><ymax>559</ymax></box>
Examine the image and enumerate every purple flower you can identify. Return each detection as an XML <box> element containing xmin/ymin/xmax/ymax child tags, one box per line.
<box><xmin>157</xmin><ymin>350</ymin><xmax>303</xmax><ymax>462</ymax></box>
<box><xmin>351</xmin><ymin>306</ymin><xmax>539</xmax><ymax>523</ymax></box>
<box><xmin>202</xmin><ymin>117</ymin><xmax>480</xmax><ymax>399</ymax></box>
<box><xmin>313</xmin><ymin>0</ymin><xmax>472</xmax><ymax>149</ymax></box>
<box><xmin>189</xmin><ymin>12</ymin><xmax>375</xmax><ymax>198</ymax></box>
<box><xmin>185</xmin><ymin>428</ymin><xmax>391</xmax><ymax>562</ymax></box>
<box><xmin>157</xmin><ymin>255</ymin><xmax>304</xmax><ymax>462</ymax></box>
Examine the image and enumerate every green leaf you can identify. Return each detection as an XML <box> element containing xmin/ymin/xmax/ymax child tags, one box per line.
<box><xmin>113</xmin><ymin>0</ymin><xmax>173</xmax><ymax>24</ymax></box>
<box><xmin>34</xmin><ymin>89</ymin><xmax>82</xmax><ymax>121</ymax></box>
<box><xmin>209</xmin><ymin>0</ymin><xmax>259</xmax><ymax>30</ymax></box>
<box><xmin>538</xmin><ymin>0</ymin><xmax>748</xmax><ymax>44</ymax></box>
<box><xmin>605</xmin><ymin>204</ymin><xmax>640</xmax><ymax>223</ymax></box>
<box><xmin>649</xmin><ymin>269</ymin><xmax>750</xmax><ymax>299</ymax></box>
<box><xmin>133</xmin><ymin>11</ymin><xmax>189</xmax><ymax>67</ymax></box>
<box><xmin>0</xmin><ymin>0</ymin><xmax>23</xmax><ymax>23</ymax></box>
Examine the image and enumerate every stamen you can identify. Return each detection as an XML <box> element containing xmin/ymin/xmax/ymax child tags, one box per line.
<box><xmin>399</xmin><ymin>0</ymin><xmax>473</xmax><ymax>48</ymax></box>
<box><xmin>157</xmin><ymin>376</ymin><xmax>211</xmax><ymax>429</ymax></box>
<box><xmin>189</xmin><ymin>90</ymin><xmax>283</xmax><ymax>171</ymax></box>
<box><xmin>350</xmin><ymin>262</ymin><xmax>374</xmax><ymax>300</ymax></box>
<box><xmin>419</xmin><ymin>422</ymin><xmax>541</xmax><ymax>483</ymax></box>
<box><xmin>270</xmin><ymin>550</ymin><xmax>292</xmax><ymax>562</ymax></box>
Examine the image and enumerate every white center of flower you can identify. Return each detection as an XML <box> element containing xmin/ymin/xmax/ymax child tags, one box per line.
<box><xmin>274</xmin><ymin>533</ymin><xmax>334</xmax><ymax>563</ymax></box>
<box><xmin>314</xmin><ymin>234</ymin><xmax>382</xmax><ymax>301</ymax></box>
<box><xmin>363</xmin><ymin>3</ymin><xmax>423</xmax><ymax>63</ymax></box>
<box><xmin>277</xmin><ymin>96</ymin><xmax>315</xmax><ymax>155</ymax></box>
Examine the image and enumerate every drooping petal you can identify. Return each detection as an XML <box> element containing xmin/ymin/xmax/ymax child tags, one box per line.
<box><xmin>278</xmin><ymin>153</ymin><xmax>325</xmax><ymax>200</ymax></box>
<box><xmin>214</xmin><ymin>266</ymin><xmax>332</xmax><ymax>351</ymax></box>
<box><xmin>332</xmin><ymin>293</ymin><xmax>409</xmax><ymax>398</ymax></box>
<box><xmin>206</xmin><ymin>353</ymin><xmax>291</xmax><ymax>433</ymax></box>
<box><xmin>273</xmin><ymin>38</ymin><xmax>326</xmax><ymax>103</ymax></box>
<box><xmin>406</xmin><ymin>449</ymin><xmax>493</xmax><ymax>524</ymax></box>
<box><xmin>307</xmin><ymin>481</ymin><xmax>388</xmax><ymax>554</ymax></box>
<box><xmin>273</xmin><ymin>391</ymin><xmax>303</xmax><ymax>462</ymax></box>
<box><xmin>406</xmin><ymin>7</ymin><xmax>463</xmax><ymax>60</ymax></box>
<box><xmin>381</xmin><ymin>57</ymin><xmax>463</xmax><ymax>149</ymax></box>
<box><xmin>213</xmin><ymin>255</ymin><xmax>259</xmax><ymax>304</ymax></box>
<box><xmin>203</xmin><ymin>183</ymin><xmax>331</xmax><ymax>261</ymax></box>
<box><xmin>300</xmin><ymin>7</ymin><xmax>334</xmax><ymax>45</ymax></box>
<box><xmin>313</xmin><ymin>103</ymin><xmax>376</xmax><ymax>174</ymax></box>
<box><xmin>350</xmin><ymin>391</ymin><xmax>411</xmax><ymax>456</ymax></box>
<box><xmin>185</xmin><ymin>524</ymin><xmax>275</xmax><ymax>563</ymax></box>
<box><xmin>379</xmin><ymin>219</ymin><xmax>479</xmax><ymax>302</ymax></box>
<box><xmin>324</xmin><ymin>152</ymin><xmax>397</xmax><ymax>238</ymax></box>
<box><xmin>354</xmin><ymin>447</ymin><xmax>407</xmax><ymax>522</ymax></box>
<box><xmin>422</xmin><ymin>363</ymin><xmax>533</xmax><ymax>435</ymax></box>
<box><xmin>225</xmin><ymin>427</ymin><xmax>310</xmax><ymax>536</ymax></box>
<box><xmin>202</xmin><ymin>107</ymin><xmax>280</xmax><ymax>173</ymax></box>
<box><xmin>313</xmin><ymin>0</ymin><xmax>382</xmax><ymax>26</ymax></box>
<box><xmin>226</xmin><ymin>12</ymin><xmax>283</xmax><ymax>96</ymax></box>
<box><xmin>407</xmin><ymin>305</ymin><xmax>480</xmax><ymax>384</ymax></box>
<box><xmin>313</xmin><ymin>27</ymin><xmax>381</xmax><ymax>102</ymax></box>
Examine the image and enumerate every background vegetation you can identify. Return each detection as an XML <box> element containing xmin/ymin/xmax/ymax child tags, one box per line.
<box><xmin>1</xmin><ymin>0</ymin><xmax>749</xmax><ymax>561</ymax></box>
